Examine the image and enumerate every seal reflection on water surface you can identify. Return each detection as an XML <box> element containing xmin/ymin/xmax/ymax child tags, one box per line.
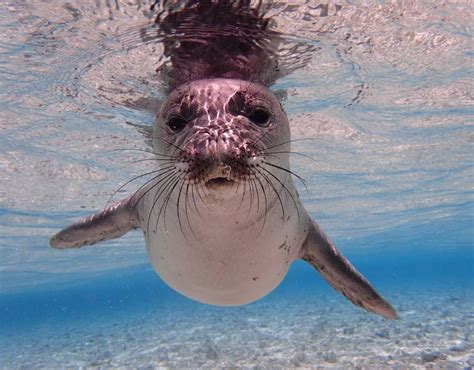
<box><xmin>50</xmin><ymin>1</ymin><xmax>397</xmax><ymax>320</ymax></box>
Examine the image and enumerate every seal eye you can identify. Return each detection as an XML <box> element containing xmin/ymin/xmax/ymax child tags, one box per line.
<box><xmin>166</xmin><ymin>116</ymin><xmax>188</xmax><ymax>132</ymax></box>
<box><xmin>248</xmin><ymin>108</ymin><xmax>270</xmax><ymax>127</ymax></box>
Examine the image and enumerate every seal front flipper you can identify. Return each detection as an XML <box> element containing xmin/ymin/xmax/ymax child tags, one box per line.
<box><xmin>50</xmin><ymin>196</ymin><xmax>139</xmax><ymax>249</ymax></box>
<box><xmin>301</xmin><ymin>219</ymin><xmax>397</xmax><ymax>320</ymax></box>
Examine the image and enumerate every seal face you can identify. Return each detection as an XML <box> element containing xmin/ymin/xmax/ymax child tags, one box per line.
<box><xmin>50</xmin><ymin>1</ymin><xmax>397</xmax><ymax>319</ymax></box>
<box><xmin>154</xmin><ymin>78</ymin><xmax>288</xmax><ymax>197</ymax></box>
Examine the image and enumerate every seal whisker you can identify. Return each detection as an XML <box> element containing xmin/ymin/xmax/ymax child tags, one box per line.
<box><xmin>131</xmin><ymin>167</ymin><xmax>178</xmax><ymax>211</ymax></box>
<box><xmin>245</xmin><ymin>171</ymin><xmax>256</xmax><ymax>222</ymax></box>
<box><xmin>147</xmin><ymin>172</ymin><xmax>179</xmax><ymax>235</ymax></box>
<box><xmin>154</xmin><ymin>152</ymin><xmax>181</xmax><ymax>159</ymax></box>
<box><xmin>236</xmin><ymin>176</ymin><xmax>247</xmax><ymax>211</ymax></box>
<box><xmin>107</xmin><ymin>148</ymin><xmax>155</xmax><ymax>155</ymax></box>
<box><xmin>146</xmin><ymin>171</ymin><xmax>179</xmax><ymax>226</ymax></box>
<box><xmin>262</xmin><ymin>160</ymin><xmax>308</xmax><ymax>193</ymax></box>
<box><xmin>190</xmin><ymin>182</ymin><xmax>204</xmax><ymax>221</ymax></box>
<box><xmin>259</xmin><ymin>165</ymin><xmax>300</xmax><ymax>220</ymax></box>
<box><xmin>196</xmin><ymin>182</ymin><xmax>209</xmax><ymax>211</ymax></box>
<box><xmin>249</xmin><ymin>126</ymin><xmax>274</xmax><ymax>148</ymax></box>
<box><xmin>232</xmin><ymin>177</ymin><xmax>241</xmax><ymax>198</ymax></box>
<box><xmin>152</xmin><ymin>174</ymin><xmax>180</xmax><ymax>234</ymax></box>
<box><xmin>262</xmin><ymin>137</ymin><xmax>318</xmax><ymax>152</ymax></box>
<box><xmin>263</xmin><ymin>150</ymin><xmax>317</xmax><ymax>163</ymax></box>
<box><xmin>254</xmin><ymin>165</ymin><xmax>285</xmax><ymax>219</ymax></box>
<box><xmin>109</xmin><ymin>148</ymin><xmax>180</xmax><ymax>161</ymax></box>
<box><xmin>128</xmin><ymin>158</ymin><xmax>178</xmax><ymax>165</ymax></box>
<box><xmin>165</xmin><ymin>172</ymin><xmax>186</xmax><ymax>236</ymax></box>
<box><xmin>160</xmin><ymin>174</ymin><xmax>183</xmax><ymax>233</ymax></box>
<box><xmin>245</xmin><ymin>173</ymin><xmax>258</xmax><ymax>220</ymax></box>
<box><xmin>175</xmin><ymin>174</ymin><xmax>190</xmax><ymax>243</ymax></box>
<box><xmin>106</xmin><ymin>165</ymin><xmax>176</xmax><ymax>207</ymax></box>
<box><xmin>184</xmin><ymin>182</ymin><xmax>198</xmax><ymax>239</ymax></box>
<box><xmin>252</xmin><ymin>177</ymin><xmax>261</xmax><ymax>215</ymax></box>
<box><xmin>150</xmin><ymin>135</ymin><xmax>186</xmax><ymax>154</ymax></box>
<box><xmin>252</xmin><ymin>169</ymin><xmax>269</xmax><ymax>235</ymax></box>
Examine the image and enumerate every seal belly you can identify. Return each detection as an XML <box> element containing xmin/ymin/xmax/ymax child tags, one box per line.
<box><xmin>143</xmin><ymin>196</ymin><xmax>303</xmax><ymax>305</ymax></box>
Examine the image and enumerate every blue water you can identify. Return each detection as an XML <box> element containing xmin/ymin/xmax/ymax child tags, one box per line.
<box><xmin>1</xmin><ymin>1</ymin><xmax>473</xmax><ymax>368</ymax></box>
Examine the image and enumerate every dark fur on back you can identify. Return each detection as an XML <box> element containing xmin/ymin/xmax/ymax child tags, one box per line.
<box><xmin>153</xmin><ymin>0</ymin><xmax>280</xmax><ymax>90</ymax></box>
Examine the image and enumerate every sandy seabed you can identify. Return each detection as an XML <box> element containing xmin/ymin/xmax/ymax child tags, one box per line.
<box><xmin>1</xmin><ymin>283</ymin><xmax>473</xmax><ymax>369</ymax></box>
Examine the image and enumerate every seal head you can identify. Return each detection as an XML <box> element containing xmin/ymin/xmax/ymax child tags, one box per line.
<box><xmin>154</xmin><ymin>78</ymin><xmax>288</xmax><ymax>193</ymax></box>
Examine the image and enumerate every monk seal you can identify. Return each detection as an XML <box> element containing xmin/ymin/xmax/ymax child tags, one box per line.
<box><xmin>50</xmin><ymin>1</ymin><xmax>397</xmax><ymax>319</ymax></box>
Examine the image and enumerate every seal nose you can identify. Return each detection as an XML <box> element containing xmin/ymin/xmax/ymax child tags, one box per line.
<box><xmin>206</xmin><ymin>132</ymin><xmax>230</xmax><ymax>162</ymax></box>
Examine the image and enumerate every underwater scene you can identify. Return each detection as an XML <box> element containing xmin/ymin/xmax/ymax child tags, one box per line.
<box><xmin>0</xmin><ymin>1</ymin><xmax>473</xmax><ymax>368</ymax></box>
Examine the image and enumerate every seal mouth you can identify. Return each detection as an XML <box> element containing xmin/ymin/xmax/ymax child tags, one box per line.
<box><xmin>205</xmin><ymin>177</ymin><xmax>235</xmax><ymax>189</ymax></box>
<box><xmin>204</xmin><ymin>164</ymin><xmax>236</xmax><ymax>189</ymax></box>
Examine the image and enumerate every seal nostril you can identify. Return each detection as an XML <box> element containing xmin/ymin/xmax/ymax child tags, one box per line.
<box><xmin>166</xmin><ymin>116</ymin><xmax>188</xmax><ymax>132</ymax></box>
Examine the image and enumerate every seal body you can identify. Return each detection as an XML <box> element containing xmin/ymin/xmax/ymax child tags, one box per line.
<box><xmin>50</xmin><ymin>2</ymin><xmax>397</xmax><ymax>320</ymax></box>
<box><xmin>142</xmin><ymin>181</ymin><xmax>306</xmax><ymax>305</ymax></box>
<box><xmin>137</xmin><ymin>78</ymin><xmax>306</xmax><ymax>305</ymax></box>
<box><xmin>50</xmin><ymin>77</ymin><xmax>397</xmax><ymax>319</ymax></box>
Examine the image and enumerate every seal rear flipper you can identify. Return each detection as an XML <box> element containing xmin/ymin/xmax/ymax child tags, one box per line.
<box><xmin>50</xmin><ymin>196</ymin><xmax>139</xmax><ymax>249</ymax></box>
<box><xmin>301</xmin><ymin>220</ymin><xmax>397</xmax><ymax>320</ymax></box>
